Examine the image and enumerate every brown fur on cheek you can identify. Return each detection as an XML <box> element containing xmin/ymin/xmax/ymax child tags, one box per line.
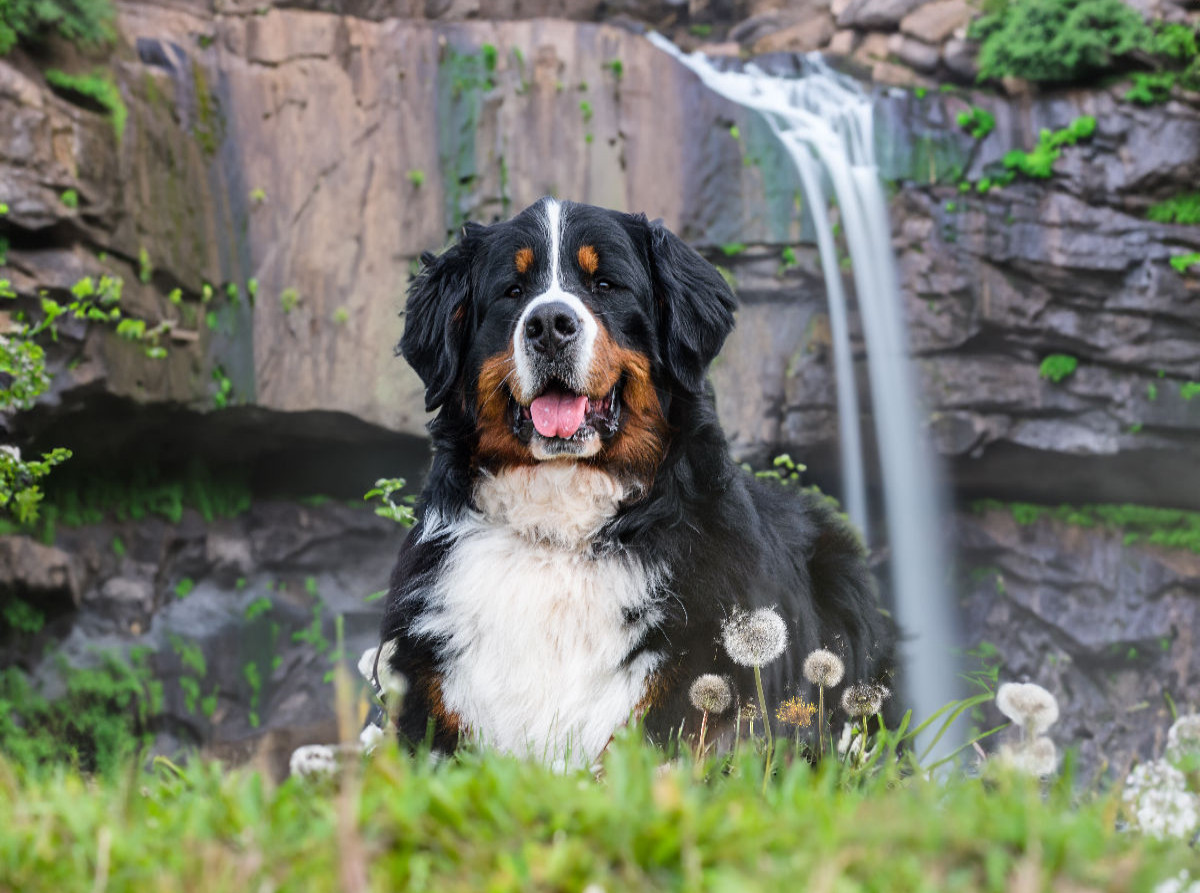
<box><xmin>476</xmin><ymin>352</ymin><xmax>537</xmax><ymax>469</ymax></box>
<box><xmin>426</xmin><ymin>673</ymin><xmax>466</xmax><ymax>736</ymax></box>
<box><xmin>586</xmin><ymin>329</ymin><xmax>668</xmax><ymax>482</ymax></box>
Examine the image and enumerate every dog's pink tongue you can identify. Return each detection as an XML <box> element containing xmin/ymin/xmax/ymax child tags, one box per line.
<box><xmin>530</xmin><ymin>392</ymin><xmax>589</xmax><ymax>438</ymax></box>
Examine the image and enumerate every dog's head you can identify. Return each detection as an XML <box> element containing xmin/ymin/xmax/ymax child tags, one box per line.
<box><xmin>401</xmin><ymin>198</ymin><xmax>736</xmax><ymax>479</ymax></box>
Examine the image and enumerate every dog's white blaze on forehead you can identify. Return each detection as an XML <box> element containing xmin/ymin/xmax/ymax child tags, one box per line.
<box><xmin>409</xmin><ymin>464</ymin><xmax>664</xmax><ymax>768</ymax></box>
<box><xmin>512</xmin><ymin>199</ymin><xmax>600</xmax><ymax>399</ymax></box>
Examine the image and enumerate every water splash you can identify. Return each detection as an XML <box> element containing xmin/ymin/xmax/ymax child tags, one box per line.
<box><xmin>651</xmin><ymin>35</ymin><xmax>960</xmax><ymax>745</ymax></box>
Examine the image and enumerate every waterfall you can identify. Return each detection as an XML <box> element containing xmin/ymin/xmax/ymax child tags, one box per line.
<box><xmin>651</xmin><ymin>35</ymin><xmax>959</xmax><ymax>749</ymax></box>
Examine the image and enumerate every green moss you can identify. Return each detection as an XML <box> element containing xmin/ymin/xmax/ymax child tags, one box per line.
<box><xmin>1038</xmin><ymin>353</ymin><xmax>1078</xmax><ymax>383</ymax></box>
<box><xmin>44</xmin><ymin>69</ymin><xmax>127</xmax><ymax>141</ymax></box>
<box><xmin>972</xmin><ymin>499</ymin><xmax>1200</xmax><ymax>553</ymax></box>
<box><xmin>1181</xmin><ymin>381</ymin><xmax>1200</xmax><ymax>401</ymax></box>
<box><xmin>190</xmin><ymin>61</ymin><xmax>225</xmax><ymax>156</ymax></box>
<box><xmin>437</xmin><ymin>46</ymin><xmax>492</xmax><ymax>235</ymax></box>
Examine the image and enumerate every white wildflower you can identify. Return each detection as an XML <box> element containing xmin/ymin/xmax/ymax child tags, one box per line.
<box><xmin>721</xmin><ymin>607</ymin><xmax>788</xmax><ymax>668</ymax></box>
<box><xmin>802</xmin><ymin>649</ymin><xmax>845</xmax><ymax>688</ymax></box>
<box><xmin>1130</xmin><ymin>788</ymin><xmax>1199</xmax><ymax>840</ymax></box>
<box><xmin>995</xmin><ymin>682</ymin><xmax>1059</xmax><ymax>735</ymax></box>
<box><xmin>1166</xmin><ymin>713</ymin><xmax>1200</xmax><ymax>767</ymax></box>
<box><xmin>688</xmin><ymin>674</ymin><xmax>733</xmax><ymax>714</ymax></box>
<box><xmin>359</xmin><ymin>722</ymin><xmax>385</xmax><ymax>753</ymax></box>
<box><xmin>1124</xmin><ymin>760</ymin><xmax>1188</xmax><ymax>801</ymax></box>
<box><xmin>357</xmin><ymin>645</ymin><xmax>380</xmax><ymax>687</ymax></box>
<box><xmin>1124</xmin><ymin>760</ymin><xmax>1199</xmax><ymax>840</ymax></box>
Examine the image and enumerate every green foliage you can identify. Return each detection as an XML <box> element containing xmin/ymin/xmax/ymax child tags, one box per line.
<box><xmin>970</xmin><ymin>0</ymin><xmax>1151</xmax><ymax>84</ymax></box>
<box><xmin>332</xmin><ymin>307</ymin><xmax>349</xmax><ymax>325</ymax></box>
<box><xmin>1125</xmin><ymin>22</ymin><xmax>1200</xmax><ymax>104</ymax></box>
<box><xmin>1038</xmin><ymin>353</ymin><xmax>1078</xmax><ymax>383</ymax></box>
<box><xmin>1147</xmin><ymin>193</ymin><xmax>1200</xmax><ymax>225</ymax></box>
<box><xmin>364</xmin><ymin>478</ymin><xmax>416</xmax><ymax>526</ymax></box>
<box><xmin>753</xmin><ymin>453</ymin><xmax>807</xmax><ymax>486</ymax></box>
<box><xmin>689</xmin><ymin>22</ymin><xmax>712</xmax><ymax>37</ymax></box>
<box><xmin>279</xmin><ymin>287</ymin><xmax>299</xmax><ymax>314</ymax></box>
<box><xmin>137</xmin><ymin>246</ymin><xmax>153</xmax><ymax>283</ymax></box>
<box><xmin>973</xmin><ymin>499</ymin><xmax>1200</xmax><ymax>553</ymax></box>
<box><xmin>480</xmin><ymin>43</ymin><xmax>498</xmax><ymax>75</ymax></box>
<box><xmin>0</xmin><ymin>732</ymin><xmax>1194</xmax><ymax>889</ymax></box>
<box><xmin>1169</xmin><ymin>252</ymin><xmax>1200</xmax><ymax>273</ymax></box>
<box><xmin>43</xmin><ymin>69</ymin><xmax>127</xmax><ymax>140</ymax></box>
<box><xmin>579</xmin><ymin>100</ymin><xmax>593</xmax><ymax>124</ymax></box>
<box><xmin>956</xmin><ymin>106</ymin><xmax>995</xmax><ymax>139</ymax></box>
<box><xmin>25</xmin><ymin>463</ymin><xmax>252</xmax><ymax>536</ymax></box>
<box><xmin>59</xmin><ymin>188</ymin><xmax>78</xmax><ymax>209</ymax></box>
<box><xmin>1</xmin><ymin>597</ymin><xmax>44</xmax><ymax>634</ymax></box>
<box><xmin>0</xmin><ymin>0</ymin><xmax>114</xmax><ymax>55</ymax></box>
<box><xmin>0</xmin><ymin>447</ymin><xmax>71</xmax><ymax>526</ymax></box>
<box><xmin>212</xmin><ymin>365</ymin><xmax>233</xmax><ymax>408</ymax></box>
<box><xmin>246</xmin><ymin>278</ymin><xmax>259</xmax><ymax>303</ymax></box>
<box><xmin>1125</xmin><ymin>71</ymin><xmax>1176</xmax><ymax>105</ymax></box>
<box><xmin>249</xmin><ymin>187</ymin><xmax>266</xmax><ymax>204</ymax></box>
<box><xmin>174</xmin><ymin>577</ymin><xmax>195</xmax><ymax>599</ymax></box>
<box><xmin>0</xmin><ymin>650</ymin><xmax>159</xmax><ymax>775</ymax></box>
<box><xmin>606</xmin><ymin>58</ymin><xmax>623</xmax><ymax>80</ymax></box>
<box><xmin>1181</xmin><ymin>381</ymin><xmax>1200</xmax><ymax>401</ymax></box>
<box><xmin>406</xmin><ymin>169</ymin><xmax>425</xmax><ymax>187</ymax></box>
<box><xmin>1002</xmin><ymin>116</ymin><xmax>1095</xmax><ymax>179</ymax></box>
<box><xmin>719</xmin><ymin>242</ymin><xmax>747</xmax><ymax>257</ymax></box>
<box><xmin>244</xmin><ymin>596</ymin><xmax>272</xmax><ymax>621</ymax></box>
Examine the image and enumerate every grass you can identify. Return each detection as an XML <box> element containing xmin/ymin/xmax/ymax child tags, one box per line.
<box><xmin>972</xmin><ymin>499</ymin><xmax>1200</xmax><ymax>553</ymax></box>
<box><xmin>0</xmin><ymin>732</ymin><xmax>1193</xmax><ymax>892</ymax></box>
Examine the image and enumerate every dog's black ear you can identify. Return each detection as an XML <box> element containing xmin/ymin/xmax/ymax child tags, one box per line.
<box><xmin>400</xmin><ymin>224</ymin><xmax>484</xmax><ymax>411</ymax></box>
<box><xmin>647</xmin><ymin>220</ymin><xmax>737</xmax><ymax>392</ymax></box>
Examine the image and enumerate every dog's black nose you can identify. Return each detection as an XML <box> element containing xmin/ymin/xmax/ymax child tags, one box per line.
<box><xmin>524</xmin><ymin>301</ymin><xmax>580</xmax><ymax>358</ymax></box>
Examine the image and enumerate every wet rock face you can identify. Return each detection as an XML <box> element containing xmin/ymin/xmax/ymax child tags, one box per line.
<box><xmin>957</xmin><ymin>508</ymin><xmax>1200</xmax><ymax>780</ymax></box>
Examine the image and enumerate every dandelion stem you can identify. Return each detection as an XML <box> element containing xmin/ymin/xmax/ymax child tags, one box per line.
<box><xmin>817</xmin><ymin>684</ymin><xmax>825</xmax><ymax>760</ymax></box>
<box><xmin>754</xmin><ymin>665</ymin><xmax>774</xmax><ymax>794</ymax></box>
<box><xmin>697</xmin><ymin>710</ymin><xmax>710</xmax><ymax>764</ymax></box>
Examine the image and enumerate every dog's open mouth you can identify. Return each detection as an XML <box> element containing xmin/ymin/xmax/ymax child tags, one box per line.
<box><xmin>511</xmin><ymin>381</ymin><xmax>622</xmax><ymax>449</ymax></box>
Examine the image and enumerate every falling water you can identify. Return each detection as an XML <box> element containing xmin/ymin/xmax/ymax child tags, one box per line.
<box><xmin>650</xmin><ymin>35</ymin><xmax>959</xmax><ymax>747</ymax></box>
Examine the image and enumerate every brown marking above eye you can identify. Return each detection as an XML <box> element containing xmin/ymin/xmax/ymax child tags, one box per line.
<box><xmin>577</xmin><ymin>245</ymin><xmax>599</xmax><ymax>275</ymax></box>
<box><xmin>515</xmin><ymin>247</ymin><xmax>534</xmax><ymax>274</ymax></box>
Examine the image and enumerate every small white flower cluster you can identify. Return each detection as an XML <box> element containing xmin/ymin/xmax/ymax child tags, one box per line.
<box><xmin>1123</xmin><ymin>713</ymin><xmax>1200</xmax><ymax>841</ymax></box>
<box><xmin>994</xmin><ymin>682</ymin><xmax>1059</xmax><ymax>777</ymax></box>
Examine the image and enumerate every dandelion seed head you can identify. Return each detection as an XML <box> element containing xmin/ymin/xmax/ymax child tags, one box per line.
<box><xmin>996</xmin><ymin>737</ymin><xmax>1058</xmax><ymax>777</ymax></box>
<box><xmin>740</xmin><ymin>701</ymin><xmax>760</xmax><ymax>721</ymax></box>
<box><xmin>688</xmin><ymin>674</ymin><xmax>733</xmax><ymax>714</ymax></box>
<box><xmin>802</xmin><ymin>649</ymin><xmax>845</xmax><ymax>687</ymax></box>
<box><xmin>995</xmin><ymin>682</ymin><xmax>1059</xmax><ymax>734</ymax></box>
<box><xmin>840</xmin><ymin>682</ymin><xmax>888</xmax><ymax>717</ymax></box>
<box><xmin>721</xmin><ymin>607</ymin><xmax>788</xmax><ymax>668</ymax></box>
<box><xmin>1166</xmin><ymin>713</ymin><xmax>1200</xmax><ymax>767</ymax></box>
<box><xmin>775</xmin><ymin>696</ymin><xmax>818</xmax><ymax>728</ymax></box>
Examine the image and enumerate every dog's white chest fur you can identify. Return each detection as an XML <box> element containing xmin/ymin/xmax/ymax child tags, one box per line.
<box><xmin>413</xmin><ymin>465</ymin><xmax>662</xmax><ymax>766</ymax></box>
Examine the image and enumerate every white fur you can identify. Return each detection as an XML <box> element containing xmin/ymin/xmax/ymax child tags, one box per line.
<box><xmin>513</xmin><ymin>199</ymin><xmax>599</xmax><ymax>399</ymax></box>
<box><xmin>410</xmin><ymin>464</ymin><xmax>663</xmax><ymax>768</ymax></box>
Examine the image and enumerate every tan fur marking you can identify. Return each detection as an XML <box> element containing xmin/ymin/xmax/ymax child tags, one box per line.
<box><xmin>477</xmin><ymin>352</ymin><xmax>537</xmax><ymax>469</ymax></box>
<box><xmin>585</xmin><ymin>327</ymin><xmax>668</xmax><ymax>482</ymax></box>
<box><xmin>515</xmin><ymin>247</ymin><xmax>534</xmax><ymax>274</ymax></box>
<box><xmin>577</xmin><ymin>244</ymin><xmax>599</xmax><ymax>275</ymax></box>
<box><xmin>426</xmin><ymin>674</ymin><xmax>465</xmax><ymax>735</ymax></box>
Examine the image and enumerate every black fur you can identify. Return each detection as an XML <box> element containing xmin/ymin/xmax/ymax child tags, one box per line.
<box><xmin>379</xmin><ymin>199</ymin><xmax>895</xmax><ymax>752</ymax></box>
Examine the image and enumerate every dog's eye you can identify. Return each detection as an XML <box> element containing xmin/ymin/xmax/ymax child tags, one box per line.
<box><xmin>505</xmin><ymin>285</ymin><xmax>523</xmax><ymax>299</ymax></box>
<box><xmin>594</xmin><ymin>279</ymin><xmax>613</xmax><ymax>293</ymax></box>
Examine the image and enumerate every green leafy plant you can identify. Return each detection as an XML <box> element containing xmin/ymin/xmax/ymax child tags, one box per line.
<box><xmin>211</xmin><ymin>365</ymin><xmax>233</xmax><ymax>408</ymax></box>
<box><xmin>579</xmin><ymin>100</ymin><xmax>593</xmax><ymax>124</ymax></box>
<box><xmin>364</xmin><ymin>478</ymin><xmax>416</xmax><ymax>526</ymax></box>
<box><xmin>0</xmin><ymin>0</ymin><xmax>115</xmax><ymax>55</ymax></box>
<box><xmin>606</xmin><ymin>59</ymin><xmax>623</xmax><ymax>80</ymax></box>
<box><xmin>957</xmin><ymin>106</ymin><xmax>996</xmax><ymax>139</ymax></box>
<box><xmin>970</xmin><ymin>0</ymin><xmax>1151</xmax><ymax>84</ymax></box>
<box><xmin>59</xmin><ymin>189</ymin><xmax>79</xmax><ymax>209</ymax></box>
<box><xmin>43</xmin><ymin>69</ymin><xmax>127</xmax><ymax>140</ymax></box>
<box><xmin>719</xmin><ymin>243</ymin><xmax>747</xmax><ymax>257</ymax></box>
<box><xmin>406</xmin><ymin>169</ymin><xmax>426</xmax><ymax>187</ymax></box>
<box><xmin>1182</xmin><ymin>382</ymin><xmax>1200</xmax><ymax>401</ymax></box>
<box><xmin>1147</xmin><ymin>193</ymin><xmax>1200</xmax><ymax>225</ymax></box>
<box><xmin>1169</xmin><ymin>252</ymin><xmax>1200</xmax><ymax>273</ymax></box>
<box><xmin>332</xmin><ymin>307</ymin><xmax>349</xmax><ymax>325</ymax></box>
<box><xmin>279</xmin><ymin>287</ymin><xmax>299</xmax><ymax>314</ymax></box>
<box><xmin>174</xmin><ymin>578</ymin><xmax>195</xmax><ymax>599</ymax></box>
<box><xmin>1039</xmin><ymin>353</ymin><xmax>1079</xmax><ymax>383</ymax></box>
<box><xmin>138</xmin><ymin>247</ymin><xmax>153</xmax><ymax>283</ymax></box>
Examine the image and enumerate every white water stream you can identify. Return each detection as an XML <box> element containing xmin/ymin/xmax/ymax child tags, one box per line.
<box><xmin>651</xmin><ymin>36</ymin><xmax>959</xmax><ymax>745</ymax></box>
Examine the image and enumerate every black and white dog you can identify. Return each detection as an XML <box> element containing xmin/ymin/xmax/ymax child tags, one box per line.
<box><xmin>374</xmin><ymin>198</ymin><xmax>894</xmax><ymax>766</ymax></box>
